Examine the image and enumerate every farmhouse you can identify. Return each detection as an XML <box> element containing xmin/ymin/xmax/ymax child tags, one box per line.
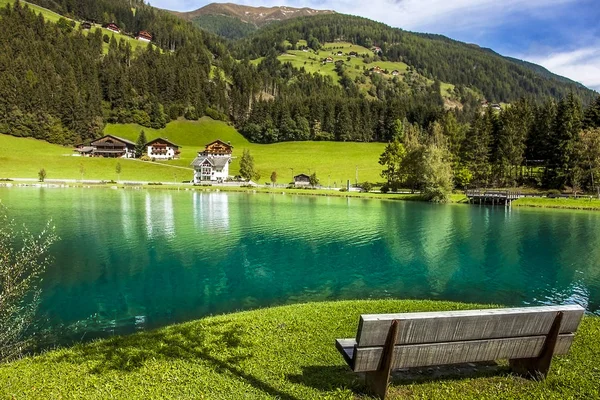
<box><xmin>136</xmin><ymin>30</ymin><xmax>152</xmax><ymax>42</ymax></box>
<box><xmin>104</xmin><ymin>23</ymin><xmax>120</xmax><ymax>34</ymax></box>
<box><xmin>294</xmin><ymin>174</ymin><xmax>311</xmax><ymax>187</ymax></box>
<box><xmin>77</xmin><ymin>135</ymin><xmax>136</xmax><ymax>158</ymax></box>
<box><xmin>191</xmin><ymin>140</ymin><xmax>233</xmax><ymax>183</ymax></box>
<box><xmin>146</xmin><ymin>137</ymin><xmax>180</xmax><ymax>160</ymax></box>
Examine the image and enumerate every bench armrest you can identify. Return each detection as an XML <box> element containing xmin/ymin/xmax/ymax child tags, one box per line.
<box><xmin>335</xmin><ymin>338</ymin><xmax>357</xmax><ymax>369</ymax></box>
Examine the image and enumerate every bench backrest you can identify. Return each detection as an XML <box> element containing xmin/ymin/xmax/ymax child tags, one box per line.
<box><xmin>351</xmin><ymin>305</ymin><xmax>584</xmax><ymax>372</ymax></box>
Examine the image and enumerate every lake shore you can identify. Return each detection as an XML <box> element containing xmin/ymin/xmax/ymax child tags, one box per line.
<box><xmin>4</xmin><ymin>179</ymin><xmax>600</xmax><ymax>211</ymax></box>
<box><xmin>1</xmin><ymin>299</ymin><xmax>598</xmax><ymax>399</ymax></box>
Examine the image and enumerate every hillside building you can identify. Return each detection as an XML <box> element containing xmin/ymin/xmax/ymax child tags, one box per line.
<box><xmin>104</xmin><ymin>23</ymin><xmax>120</xmax><ymax>34</ymax></box>
<box><xmin>81</xmin><ymin>21</ymin><xmax>92</xmax><ymax>30</ymax></box>
<box><xmin>191</xmin><ymin>140</ymin><xmax>233</xmax><ymax>183</ymax></box>
<box><xmin>146</xmin><ymin>138</ymin><xmax>181</xmax><ymax>160</ymax></box>
<box><xmin>75</xmin><ymin>135</ymin><xmax>136</xmax><ymax>158</ymax></box>
<box><xmin>136</xmin><ymin>30</ymin><xmax>152</xmax><ymax>42</ymax></box>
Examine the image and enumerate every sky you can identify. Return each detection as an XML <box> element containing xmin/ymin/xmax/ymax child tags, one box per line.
<box><xmin>152</xmin><ymin>0</ymin><xmax>600</xmax><ymax>91</ymax></box>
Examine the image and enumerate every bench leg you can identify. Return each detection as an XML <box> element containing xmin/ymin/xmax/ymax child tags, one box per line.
<box><xmin>509</xmin><ymin>311</ymin><xmax>564</xmax><ymax>380</ymax></box>
<box><xmin>365</xmin><ymin>320</ymin><xmax>399</xmax><ymax>400</ymax></box>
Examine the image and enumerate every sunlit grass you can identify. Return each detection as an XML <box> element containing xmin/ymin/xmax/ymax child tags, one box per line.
<box><xmin>0</xmin><ymin>299</ymin><xmax>598</xmax><ymax>399</ymax></box>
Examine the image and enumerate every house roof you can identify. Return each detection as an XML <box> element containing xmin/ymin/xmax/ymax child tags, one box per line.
<box><xmin>145</xmin><ymin>137</ymin><xmax>180</xmax><ymax>148</ymax></box>
<box><xmin>90</xmin><ymin>134</ymin><xmax>136</xmax><ymax>147</ymax></box>
<box><xmin>191</xmin><ymin>155</ymin><xmax>230</xmax><ymax>168</ymax></box>
<box><xmin>294</xmin><ymin>174</ymin><xmax>311</xmax><ymax>180</ymax></box>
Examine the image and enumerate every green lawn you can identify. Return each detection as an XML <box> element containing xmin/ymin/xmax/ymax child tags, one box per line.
<box><xmin>1</xmin><ymin>300</ymin><xmax>598</xmax><ymax>399</ymax></box>
<box><xmin>514</xmin><ymin>196</ymin><xmax>600</xmax><ymax>211</ymax></box>
<box><xmin>0</xmin><ymin>134</ymin><xmax>187</xmax><ymax>182</ymax></box>
<box><xmin>105</xmin><ymin>118</ymin><xmax>387</xmax><ymax>184</ymax></box>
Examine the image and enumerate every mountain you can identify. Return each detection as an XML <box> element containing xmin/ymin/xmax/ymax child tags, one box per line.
<box><xmin>235</xmin><ymin>14</ymin><xmax>597</xmax><ymax>104</ymax></box>
<box><xmin>171</xmin><ymin>3</ymin><xmax>335</xmax><ymax>26</ymax></box>
<box><xmin>170</xmin><ymin>3</ymin><xmax>335</xmax><ymax>40</ymax></box>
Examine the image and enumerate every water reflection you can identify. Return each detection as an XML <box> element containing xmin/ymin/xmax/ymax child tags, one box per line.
<box><xmin>0</xmin><ymin>187</ymin><xmax>599</xmax><ymax>346</ymax></box>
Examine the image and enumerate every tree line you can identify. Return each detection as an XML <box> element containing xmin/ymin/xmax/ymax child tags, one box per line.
<box><xmin>379</xmin><ymin>95</ymin><xmax>600</xmax><ymax>197</ymax></box>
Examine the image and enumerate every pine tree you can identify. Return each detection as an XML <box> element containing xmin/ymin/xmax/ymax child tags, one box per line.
<box><xmin>135</xmin><ymin>130</ymin><xmax>147</xmax><ymax>158</ymax></box>
<box><xmin>583</xmin><ymin>96</ymin><xmax>600</xmax><ymax>129</ymax></box>
<box><xmin>239</xmin><ymin>149</ymin><xmax>256</xmax><ymax>181</ymax></box>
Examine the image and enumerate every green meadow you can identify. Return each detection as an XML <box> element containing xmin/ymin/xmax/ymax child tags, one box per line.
<box><xmin>1</xmin><ymin>300</ymin><xmax>599</xmax><ymax>399</ymax></box>
<box><xmin>0</xmin><ymin>134</ymin><xmax>186</xmax><ymax>182</ymax></box>
<box><xmin>105</xmin><ymin>118</ymin><xmax>386</xmax><ymax>184</ymax></box>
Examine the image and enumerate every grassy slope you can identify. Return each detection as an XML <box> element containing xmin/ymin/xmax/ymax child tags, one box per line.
<box><xmin>105</xmin><ymin>118</ymin><xmax>386</xmax><ymax>184</ymax></box>
<box><xmin>0</xmin><ymin>0</ymin><xmax>151</xmax><ymax>54</ymax></box>
<box><xmin>0</xmin><ymin>134</ymin><xmax>187</xmax><ymax>182</ymax></box>
<box><xmin>254</xmin><ymin>41</ymin><xmax>455</xmax><ymax>98</ymax></box>
<box><xmin>1</xmin><ymin>300</ymin><xmax>598</xmax><ymax>399</ymax></box>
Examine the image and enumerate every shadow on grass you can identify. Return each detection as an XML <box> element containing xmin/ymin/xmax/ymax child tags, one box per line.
<box><xmin>54</xmin><ymin>319</ymin><xmax>301</xmax><ymax>400</ymax></box>
<box><xmin>288</xmin><ymin>362</ymin><xmax>512</xmax><ymax>394</ymax></box>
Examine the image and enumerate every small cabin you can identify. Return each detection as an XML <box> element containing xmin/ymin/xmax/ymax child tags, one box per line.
<box><xmin>336</xmin><ymin>51</ymin><xmax>343</xmax><ymax>56</ymax></box>
<box><xmin>294</xmin><ymin>174</ymin><xmax>311</xmax><ymax>187</ymax></box>
<box><xmin>104</xmin><ymin>23</ymin><xmax>120</xmax><ymax>34</ymax></box>
<box><xmin>372</xmin><ymin>46</ymin><xmax>382</xmax><ymax>54</ymax></box>
<box><xmin>81</xmin><ymin>21</ymin><xmax>92</xmax><ymax>30</ymax></box>
<box><xmin>370</xmin><ymin>66</ymin><xmax>382</xmax><ymax>74</ymax></box>
<box><xmin>349</xmin><ymin>51</ymin><xmax>358</xmax><ymax>57</ymax></box>
<box><xmin>146</xmin><ymin>137</ymin><xmax>181</xmax><ymax>160</ymax></box>
<box><xmin>391</xmin><ymin>70</ymin><xmax>400</xmax><ymax>76</ymax></box>
<box><xmin>325</xmin><ymin>57</ymin><xmax>334</xmax><ymax>63</ymax></box>
<box><xmin>136</xmin><ymin>30</ymin><xmax>152</xmax><ymax>43</ymax></box>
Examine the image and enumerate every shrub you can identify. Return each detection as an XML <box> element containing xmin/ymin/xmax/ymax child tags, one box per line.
<box><xmin>381</xmin><ymin>184</ymin><xmax>390</xmax><ymax>193</ymax></box>
<box><xmin>140</xmin><ymin>155</ymin><xmax>151</xmax><ymax>162</ymax></box>
<box><xmin>147</xmin><ymin>182</ymin><xmax>163</xmax><ymax>186</ymax></box>
<box><xmin>0</xmin><ymin>206</ymin><xmax>58</xmax><ymax>361</ymax></box>
<box><xmin>361</xmin><ymin>182</ymin><xmax>373</xmax><ymax>193</ymax></box>
<box><xmin>339</xmin><ymin>188</ymin><xmax>348</xmax><ymax>192</ymax></box>
<box><xmin>38</xmin><ymin>168</ymin><xmax>47</xmax><ymax>182</ymax></box>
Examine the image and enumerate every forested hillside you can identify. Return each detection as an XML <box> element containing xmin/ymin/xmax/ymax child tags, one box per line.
<box><xmin>235</xmin><ymin>14</ymin><xmax>596</xmax><ymax>104</ymax></box>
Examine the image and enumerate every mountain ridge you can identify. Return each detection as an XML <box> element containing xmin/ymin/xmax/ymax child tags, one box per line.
<box><xmin>170</xmin><ymin>3</ymin><xmax>335</xmax><ymax>27</ymax></box>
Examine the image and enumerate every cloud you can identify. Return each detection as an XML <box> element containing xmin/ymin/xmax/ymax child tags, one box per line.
<box><xmin>526</xmin><ymin>47</ymin><xmax>600</xmax><ymax>91</ymax></box>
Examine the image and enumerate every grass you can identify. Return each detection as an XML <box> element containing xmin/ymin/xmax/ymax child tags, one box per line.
<box><xmin>514</xmin><ymin>196</ymin><xmax>600</xmax><ymax>211</ymax></box>
<box><xmin>0</xmin><ymin>134</ymin><xmax>188</xmax><ymax>182</ymax></box>
<box><xmin>105</xmin><ymin>118</ymin><xmax>387</xmax><ymax>184</ymax></box>
<box><xmin>0</xmin><ymin>299</ymin><xmax>598</xmax><ymax>399</ymax></box>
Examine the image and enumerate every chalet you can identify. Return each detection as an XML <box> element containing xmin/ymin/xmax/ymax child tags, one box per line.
<box><xmin>81</xmin><ymin>21</ymin><xmax>92</xmax><ymax>30</ymax></box>
<box><xmin>370</xmin><ymin>66</ymin><xmax>382</xmax><ymax>74</ymax></box>
<box><xmin>146</xmin><ymin>137</ymin><xmax>181</xmax><ymax>160</ymax></box>
<box><xmin>336</xmin><ymin>51</ymin><xmax>343</xmax><ymax>56</ymax></box>
<box><xmin>136</xmin><ymin>30</ymin><xmax>152</xmax><ymax>43</ymax></box>
<box><xmin>371</xmin><ymin>46</ymin><xmax>382</xmax><ymax>54</ymax></box>
<box><xmin>349</xmin><ymin>51</ymin><xmax>358</xmax><ymax>57</ymax></box>
<box><xmin>78</xmin><ymin>135</ymin><xmax>136</xmax><ymax>158</ymax></box>
<box><xmin>294</xmin><ymin>174</ymin><xmax>311</xmax><ymax>187</ymax></box>
<box><xmin>191</xmin><ymin>140</ymin><xmax>233</xmax><ymax>183</ymax></box>
<box><xmin>104</xmin><ymin>23</ymin><xmax>120</xmax><ymax>34</ymax></box>
<box><xmin>325</xmin><ymin>57</ymin><xmax>334</xmax><ymax>63</ymax></box>
<box><xmin>391</xmin><ymin>70</ymin><xmax>400</xmax><ymax>76</ymax></box>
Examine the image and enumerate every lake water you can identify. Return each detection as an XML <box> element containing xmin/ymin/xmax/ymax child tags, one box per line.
<box><xmin>1</xmin><ymin>187</ymin><xmax>599</xmax><ymax>344</ymax></box>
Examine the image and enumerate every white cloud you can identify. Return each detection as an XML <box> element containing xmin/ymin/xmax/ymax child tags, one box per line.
<box><xmin>525</xmin><ymin>47</ymin><xmax>600</xmax><ymax>91</ymax></box>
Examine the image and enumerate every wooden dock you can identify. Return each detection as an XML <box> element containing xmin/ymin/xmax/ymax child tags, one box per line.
<box><xmin>466</xmin><ymin>190</ymin><xmax>521</xmax><ymax>206</ymax></box>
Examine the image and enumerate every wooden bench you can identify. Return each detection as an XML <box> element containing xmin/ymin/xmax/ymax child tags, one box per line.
<box><xmin>335</xmin><ymin>305</ymin><xmax>585</xmax><ymax>399</ymax></box>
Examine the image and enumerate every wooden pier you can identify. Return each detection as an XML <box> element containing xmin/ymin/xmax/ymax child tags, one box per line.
<box><xmin>466</xmin><ymin>190</ymin><xmax>521</xmax><ymax>206</ymax></box>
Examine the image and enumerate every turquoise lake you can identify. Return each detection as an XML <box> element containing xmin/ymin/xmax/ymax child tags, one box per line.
<box><xmin>1</xmin><ymin>187</ymin><xmax>599</xmax><ymax>344</ymax></box>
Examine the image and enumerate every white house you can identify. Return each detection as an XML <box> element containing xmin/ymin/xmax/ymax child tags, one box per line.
<box><xmin>191</xmin><ymin>140</ymin><xmax>233</xmax><ymax>183</ymax></box>
<box><xmin>146</xmin><ymin>137</ymin><xmax>181</xmax><ymax>160</ymax></box>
